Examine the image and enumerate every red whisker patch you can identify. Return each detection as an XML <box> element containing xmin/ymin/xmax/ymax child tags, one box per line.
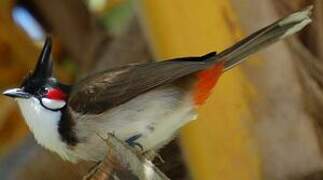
<box><xmin>193</xmin><ymin>63</ymin><xmax>224</xmax><ymax>105</ymax></box>
<box><xmin>47</xmin><ymin>88</ymin><xmax>66</xmax><ymax>100</ymax></box>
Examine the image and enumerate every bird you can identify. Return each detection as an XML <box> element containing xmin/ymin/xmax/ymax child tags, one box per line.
<box><xmin>3</xmin><ymin>6</ymin><xmax>312</xmax><ymax>163</ymax></box>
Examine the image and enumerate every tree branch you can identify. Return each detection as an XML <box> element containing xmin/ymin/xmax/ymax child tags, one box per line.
<box><xmin>84</xmin><ymin>134</ymin><xmax>169</xmax><ymax>180</ymax></box>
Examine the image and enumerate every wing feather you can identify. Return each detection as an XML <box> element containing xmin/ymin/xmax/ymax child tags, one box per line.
<box><xmin>68</xmin><ymin>53</ymin><xmax>217</xmax><ymax>114</ymax></box>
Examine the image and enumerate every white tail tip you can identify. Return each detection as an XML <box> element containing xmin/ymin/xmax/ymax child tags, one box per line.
<box><xmin>279</xmin><ymin>5</ymin><xmax>313</xmax><ymax>38</ymax></box>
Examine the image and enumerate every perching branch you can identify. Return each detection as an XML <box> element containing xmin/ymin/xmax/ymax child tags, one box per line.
<box><xmin>84</xmin><ymin>134</ymin><xmax>169</xmax><ymax>180</ymax></box>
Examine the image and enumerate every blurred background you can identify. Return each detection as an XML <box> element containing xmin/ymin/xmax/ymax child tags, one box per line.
<box><xmin>0</xmin><ymin>0</ymin><xmax>322</xmax><ymax>180</ymax></box>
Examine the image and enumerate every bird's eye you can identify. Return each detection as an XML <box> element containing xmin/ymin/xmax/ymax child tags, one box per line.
<box><xmin>38</xmin><ymin>87</ymin><xmax>47</xmax><ymax>96</ymax></box>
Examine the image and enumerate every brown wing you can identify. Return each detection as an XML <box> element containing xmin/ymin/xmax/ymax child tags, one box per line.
<box><xmin>68</xmin><ymin>52</ymin><xmax>218</xmax><ymax>114</ymax></box>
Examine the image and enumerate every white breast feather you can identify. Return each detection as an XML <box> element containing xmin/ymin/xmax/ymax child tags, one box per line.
<box><xmin>16</xmin><ymin>97</ymin><xmax>76</xmax><ymax>162</ymax></box>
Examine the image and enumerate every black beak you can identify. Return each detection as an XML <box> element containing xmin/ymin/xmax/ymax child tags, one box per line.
<box><xmin>2</xmin><ymin>88</ymin><xmax>31</xmax><ymax>99</ymax></box>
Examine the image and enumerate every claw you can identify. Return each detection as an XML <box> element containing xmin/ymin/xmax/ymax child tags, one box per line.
<box><xmin>125</xmin><ymin>134</ymin><xmax>144</xmax><ymax>151</ymax></box>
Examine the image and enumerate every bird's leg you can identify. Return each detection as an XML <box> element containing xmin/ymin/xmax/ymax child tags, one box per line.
<box><xmin>125</xmin><ymin>134</ymin><xmax>164</xmax><ymax>162</ymax></box>
<box><xmin>125</xmin><ymin>134</ymin><xmax>144</xmax><ymax>151</ymax></box>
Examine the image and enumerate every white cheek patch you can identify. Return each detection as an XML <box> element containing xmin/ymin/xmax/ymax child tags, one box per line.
<box><xmin>41</xmin><ymin>98</ymin><xmax>66</xmax><ymax>110</ymax></box>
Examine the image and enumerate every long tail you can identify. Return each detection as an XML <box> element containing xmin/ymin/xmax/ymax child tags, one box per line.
<box><xmin>209</xmin><ymin>5</ymin><xmax>313</xmax><ymax>71</ymax></box>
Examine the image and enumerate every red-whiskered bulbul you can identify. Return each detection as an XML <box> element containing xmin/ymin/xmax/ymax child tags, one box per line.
<box><xmin>3</xmin><ymin>7</ymin><xmax>312</xmax><ymax>162</ymax></box>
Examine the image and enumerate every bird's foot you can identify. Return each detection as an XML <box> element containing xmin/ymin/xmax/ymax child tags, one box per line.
<box><xmin>125</xmin><ymin>134</ymin><xmax>144</xmax><ymax>151</ymax></box>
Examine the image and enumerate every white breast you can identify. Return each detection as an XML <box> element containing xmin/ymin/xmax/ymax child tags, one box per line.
<box><xmin>16</xmin><ymin>97</ymin><xmax>76</xmax><ymax>162</ymax></box>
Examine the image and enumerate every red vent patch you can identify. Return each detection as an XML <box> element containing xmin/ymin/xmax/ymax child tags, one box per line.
<box><xmin>193</xmin><ymin>63</ymin><xmax>224</xmax><ymax>105</ymax></box>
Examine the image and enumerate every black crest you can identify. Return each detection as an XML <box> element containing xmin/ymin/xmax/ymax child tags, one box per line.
<box><xmin>21</xmin><ymin>37</ymin><xmax>55</xmax><ymax>95</ymax></box>
<box><xmin>31</xmin><ymin>37</ymin><xmax>53</xmax><ymax>79</ymax></box>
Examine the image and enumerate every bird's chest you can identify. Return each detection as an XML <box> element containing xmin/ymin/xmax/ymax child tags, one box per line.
<box><xmin>16</xmin><ymin>98</ymin><xmax>75</xmax><ymax>161</ymax></box>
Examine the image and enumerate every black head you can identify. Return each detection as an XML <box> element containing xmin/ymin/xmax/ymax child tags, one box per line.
<box><xmin>3</xmin><ymin>37</ymin><xmax>69</xmax><ymax>101</ymax></box>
